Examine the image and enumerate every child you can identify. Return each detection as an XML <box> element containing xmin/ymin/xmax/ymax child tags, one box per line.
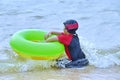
<box><xmin>45</xmin><ymin>19</ymin><xmax>89</xmax><ymax>68</ymax></box>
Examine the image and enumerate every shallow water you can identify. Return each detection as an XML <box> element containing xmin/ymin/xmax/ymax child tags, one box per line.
<box><xmin>0</xmin><ymin>0</ymin><xmax>120</xmax><ymax>80</ymax></box>
<box><xmin>0</xmin><ymin>66</ymin><xmax>120</xmax><ymax>80</ymax></box>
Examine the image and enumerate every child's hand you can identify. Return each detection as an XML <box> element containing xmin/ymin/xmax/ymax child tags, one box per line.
<box><xmin>44</xmin><ymin>32</ymin><xmax>52</xmax><ymax>40</ymax></box>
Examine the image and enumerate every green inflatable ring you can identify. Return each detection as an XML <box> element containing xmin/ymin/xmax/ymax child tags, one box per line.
<box><xmin>10</xmin><ymin>29</ymin><xmax>64</xmax><ymax>60</ymax></box>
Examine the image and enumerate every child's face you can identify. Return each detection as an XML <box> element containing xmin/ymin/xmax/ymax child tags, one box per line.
<box><xmin>63</xmin><ymin>28</ymin><xmax>68</xmax><ymax>34</ymax></box>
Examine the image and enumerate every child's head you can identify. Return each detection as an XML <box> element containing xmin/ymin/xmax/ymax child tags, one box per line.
<box><xmin>63</xmin><ymin>19</ymin><xmax>78</xmax><ymax>34</ymax></box>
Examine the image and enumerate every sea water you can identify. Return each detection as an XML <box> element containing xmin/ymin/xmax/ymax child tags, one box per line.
<box><xmin>0</xmin><ymin>0</ymin><xmax>120</xmax><ymax>80</ymax></box>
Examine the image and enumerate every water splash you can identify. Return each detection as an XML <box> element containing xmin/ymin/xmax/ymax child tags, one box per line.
<box><xmin>79</xmin><ymin>36</ymin><xmax>120</xmax><ymax>68</ymax></box>
<box><xmin>0</xmin><ymin>47</ymin><xmax>57</xmax><ymax>73</ymax></box>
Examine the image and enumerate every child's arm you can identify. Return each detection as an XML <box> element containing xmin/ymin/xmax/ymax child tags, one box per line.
<box><xmin>45</xmin><ymin>36</ymin><xmax>58</xmax><ymax>42</ymax></box>
<box><xmin>44</xmin><ymin>31</ymin><xmax>61</xmax><ymax>40</ymax></box>
<box><xmin>51</xmin><ymin>31</ymin><xmax>62</xmax><ymax>35</ymax></box>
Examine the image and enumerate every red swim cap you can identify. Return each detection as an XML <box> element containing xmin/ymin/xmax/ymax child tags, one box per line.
<box><xmin>63</xmin><ymin>19</ymin><xmax>78</xmax><ymax>34</ymax></box>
